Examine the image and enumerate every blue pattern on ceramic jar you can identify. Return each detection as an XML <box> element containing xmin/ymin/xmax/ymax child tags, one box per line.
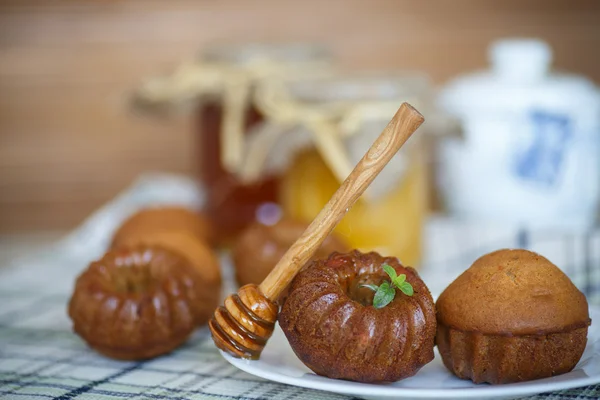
<box><xmin>438</xmin><ymin>38</ymin><xmax>600</xmax><ymax>231</ymax></box>
<box><xmin>513</xmin><ymin>110</ymin><xmax>571</xmax><ymax>187</ymax></box>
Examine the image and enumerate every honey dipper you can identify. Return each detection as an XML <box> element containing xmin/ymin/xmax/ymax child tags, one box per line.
<box><xmin>209</xmin><ymin>102</ymin><xmax>425</xmax><ymax>359</ymax></box>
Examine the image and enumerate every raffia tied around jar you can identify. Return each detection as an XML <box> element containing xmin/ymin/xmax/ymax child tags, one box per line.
<box><xmin>243</xmin><ymin>74</ymin><xmax>430</xmax><ymax>200</ymax></box>
<box><xmin>132</xmin><ymin>48</ymin><xmax>332</xmax><ymax>175</ymax></box>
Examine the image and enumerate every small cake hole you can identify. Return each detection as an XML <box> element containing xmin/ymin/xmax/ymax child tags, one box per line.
<box><xmin>110</xmin><ymin>250</ymin><xmax>168</xmax><ymax>294</ymax></box>
<box><xmin>347</xmin><ymin>274</ymin><xmax>386</xmax><ymax>306</ymax></box>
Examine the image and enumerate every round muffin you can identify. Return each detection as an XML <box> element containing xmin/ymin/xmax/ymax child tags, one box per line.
<box><xmin>111</xmin><ymin>206</ymin><xmax>213</xmax><ymax>248</ymax></box>
<box><xmin>69</xmin><ymin>246</ymin><xmax>218</xmax><ymax>360</ymax></box>
<box><xmin>114</xmin><ymin>230</ymin><xmax>221</xmax><ymax>299</ymax></box>
<box><xmin>436</xmin><ymin>249</ymin><xmax>591</xmax><ymax>384</ymax></box>
<box><xmin>279</xmin><ymin>250</ymin><xmax>436</xmax><ymax>383</ymax></box>
<box><xmin>233</xmin><ymin>219</ymin><xmax>348</xmax><ymax>288</ymax></box>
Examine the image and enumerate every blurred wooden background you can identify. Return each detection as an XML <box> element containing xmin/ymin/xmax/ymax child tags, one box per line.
<box><xmin>1</xmin><ymin>0</ymin><xmax>599</xmax><ymax>233</ymax></box>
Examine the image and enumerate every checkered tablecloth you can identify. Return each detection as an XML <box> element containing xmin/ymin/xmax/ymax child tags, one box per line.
<box><xmin>1</xmin><ymin>173</ymin><xmax>599</xmax><ymax>400</ymax></box>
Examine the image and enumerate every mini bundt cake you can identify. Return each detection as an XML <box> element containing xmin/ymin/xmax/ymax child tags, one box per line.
<box><xmin>436</xmin><ymin>249</ymin><xmax>591</xmax><ymax>384</ymax></box>
<box><xmin>68</xmin><ymin>246</ymin><xmax>218</xmax><ymax>360</ymax></box>
<box><xmin>114</xmin><ymin>230</ymin><xmax>221</xmax><ymax>304</ymax></box>
<box><xmin>233</xmin><ymin>219</ymin><xmax>347</xmax><ymax>288</ymax></box>
<box><xmin>279</xmin><ymin>250</ymin><xmax>436</xmax><ymax>383</ymax></box>
<box><xmin>111</xmin><ymin>206</ymin><xmax>213</xmax><ymax>248</ymax></box>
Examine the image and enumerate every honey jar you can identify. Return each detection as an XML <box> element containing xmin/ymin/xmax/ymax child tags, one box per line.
<box><xmin>133</xmin><ymin>43</ymin><xmax>332</xmax><ymax>244</ymax></box>
<box><xmin>243</xmin><ymin>73</ymin><xmax>435</xmax><ymax>267</ymax></box>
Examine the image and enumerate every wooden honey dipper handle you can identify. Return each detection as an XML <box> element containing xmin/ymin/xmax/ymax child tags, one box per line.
<box><xmin>210</xmin><ymin>103</ymin><xmax>424</xmax><ymax>359</ymax></box>
<box><xmin>259</xmin><ymin>102</ymin><xmax>425</xmax><ymax>299</ymax></box>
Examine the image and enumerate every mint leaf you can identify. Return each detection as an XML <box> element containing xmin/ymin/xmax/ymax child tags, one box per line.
<box><xmin>393</xmin><ymin>274</ymin><xmax>406</xmax><ymax>286</ymax></box>
<box><xmin>373</xmin><ymin>281</ymin><xmax>396</xmax><ymax>309</ymax></box>
<box><xmin>362</xmin><ymin>265</ymin><xmax>414</xmax><ymax>309</ymax></box>
<box><xmin>382</xmin><ymin>264</ymin><xmax>397</xmax><ymax>281</ymax></box>
<box><xmin>359</xmin><ymin>283</ymin><xmax>379</xmax><ymax>292</ymax></box>
<box><xmin>398</xmin><ymin>281</ymin><xmax>414</xmax><ymax>296</ymax></box>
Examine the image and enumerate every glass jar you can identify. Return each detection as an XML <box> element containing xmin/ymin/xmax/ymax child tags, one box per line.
<box><xmin>133</xmin><ymin>43</ymin><xmax>332</xmax><ymax>244</ymax></box>
<box><xmin>248</xmin><ymin>73</ymin><xmax>434</xmax><ymax>267</ymax></box>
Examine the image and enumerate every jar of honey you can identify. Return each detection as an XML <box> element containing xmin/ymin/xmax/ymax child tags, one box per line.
<box><xmin>132</xmin><ymin>43</ymin><xmax>332</xmax><ymax>244</ymax></box>
<box><xmin>246</xmin><ymin>73</ymin><xmax>435</xmax><ymax>267</ymax></box>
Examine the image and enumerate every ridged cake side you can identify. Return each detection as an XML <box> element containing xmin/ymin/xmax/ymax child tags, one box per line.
<box><xmin>69</xmin><ymin>247</ymin><xmax>219</xmax><ymax>360</ymax></box>
<box><xmin>279</xmin><ymin>250</ymin><xmax>436</xmax><ymax>383</ymax></box>
<box><xmin>436</xmin><ymin>322</ymin><xmax>589</xmax><ymax>384</ymax></box>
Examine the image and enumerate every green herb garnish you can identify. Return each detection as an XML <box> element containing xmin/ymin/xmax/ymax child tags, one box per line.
<box><xmin>360</xmin><ymin>264</ymin><xmax>413</xmax><ymax>308</ymax></box>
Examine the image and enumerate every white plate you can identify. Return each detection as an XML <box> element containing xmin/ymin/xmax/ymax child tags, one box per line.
<box><xmin>222</xmin><ymin>307</ymin><xmax>600</xmax><ymax>400</ymax></box>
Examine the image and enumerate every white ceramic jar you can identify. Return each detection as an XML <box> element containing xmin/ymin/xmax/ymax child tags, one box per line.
<box><xmin>438</xmin><ymin>39</ymin><xmax>600</xmax><ymax>230</ymax></box>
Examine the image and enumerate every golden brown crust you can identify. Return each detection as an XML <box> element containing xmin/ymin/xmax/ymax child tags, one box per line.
<box><xmin>435</xmin><ymin>248</ymin><xmax>591</xmax><ymax>384</ymax></box>
<box><xmin>68</xmin><ymin>246</ymin><xmax>220</xmax><ymax>360</ymax></box>
<box><xmin>233</xmin><ymin>219</ymin><xmax>348</xmax><ymax>287</ymax></box>
<box><xmin>437</xmin><ymin>249</ymin><xmax>590</xmax><ymax>335</ymax></box>
<box><xmin>114</xmin><ymin>231</ymin><xmax>221</xmax><ymax>294</ymax></box>
<box><xmin>111</xmin><ymin>207</ymin><xmax>213</xmax><ymax>248</ymax></box>
<box><xmin>436</xmin><ymin>322</ymin><xmax>588</xmax><ymax>384</ymax></box>
<box><xmin>279</xmin><ymin>250</ymin><xmax>436</xmax><ymax>383</ymax></box>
